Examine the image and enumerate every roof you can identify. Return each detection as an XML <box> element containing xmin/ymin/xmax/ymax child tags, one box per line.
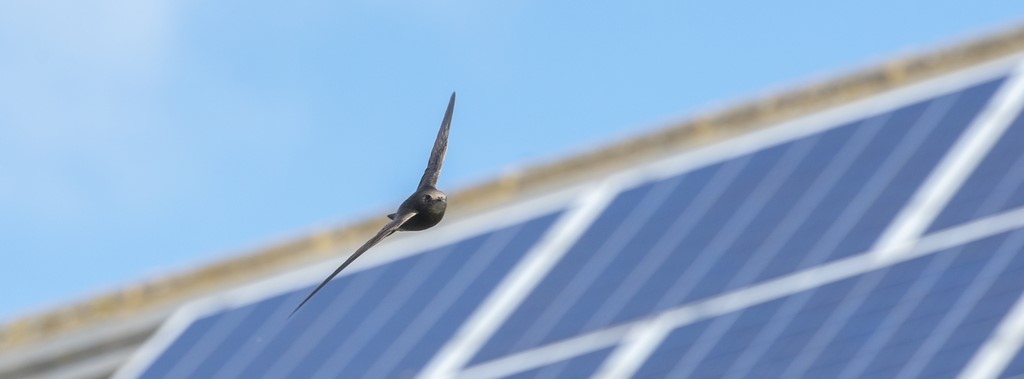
<box><xmin>4</xmin><ymin>22</ymin><xmax>1024</xmax><ymax>379</ymax></box>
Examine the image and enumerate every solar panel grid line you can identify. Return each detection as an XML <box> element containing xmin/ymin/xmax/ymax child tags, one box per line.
<box><xmin>357</xmin><ymin>223</ymin><xmax>525</xmax><ymax>379</ymax></box>
<box><xmin>591</xmin><ymin>317</ymin><xmax>676</xmax><ymax>379</ymax></box>
<box><xmin>526</xmin><ymin>352</ymin><xmax>586</xmax><ymax>379</ymax></box>
<box><xmin>530</xmin><ymin>362</ymin><xmax>567</xmax><ymax>379</ymax></box>
<box><xmin>651</xmin><ymin>77</ymin><xmax>995</xmax><ymax>325</ymax></box>
<box><xmin>657</xmin><ymin>91</ymin><xmax>966</xmax><ymax>378</ymax></box>
<box><xmin>206</xmin><ymin>295</ymin><xmax>301</xmax><ymax>378</ymax></box>
<box><xmin>975</xmin><ymin>149</ymin><xmax>1024</xmax><ymax>223</ymax></box>
<box><xmin>928</xmin><ymin>106</ymin><xmax>1024</xmax><ymax>233</ymax></box>
<box><xmin>752</xmin><ymin>94</ymin><xmax>973</xmax><ymax>283</ymax></box>
<box><xmin>566</xmin><ymin>54</ymin><xmax>1019</xmax><ymax>215</ymax></box>
<box><xmin>721</xmin><ymin>91</ymin><xmax>1009</xmax><ymax>376</ymax></box>
<box><xmin>897</xmin><ymin>230</ymin><xmax>1024</xmax><ymax>378</ymax></box>
<box><xmin>501</xmin><ymin>167</ymin><xmax>711</xmax><ymax>355</ymax></box>
<box><xmin>460</xmin><ymin>204</ymin><xmax>1024</xmax><ymax>378</ymax></box>
<box><xmin>552</xmin><ymin>193</ymin><xmax>1024</xmax><ymax>376</ymax></box>
<box><xmin>460</xmin><ymin>88</ymin><xmax>946</xmax><ymax>364</ymax></box>
<box><xmin>641</xmin><ymin>118</ymin><xmax>881</xmax><ymax>377</ymax></box>
<box><xmin>877</xmin><ymin>241</ymin><xmax>1024</xmax><ymax>378</ymax></box>
<box><xmin>788</xmin><ymin>178</ymin><xmax>1024</xmax><ymax>379</ymax></box>
<box><xmin>110</xmin><ymin>200</ymin><xmax>563</xmax><ymax>377</ymax></box>
<box><xmin>960</xmin><ymin>293</ymin><xmax>1024</xmax><ymax>379</ymax></box>
<box><xmin>951</xmin><ymin>162</ymin><xmax>1024</xmax><ymax>379</ymax></box>
<box><xmin>501</xmin><ymin>153</ymin><xmax>770</xmax><ymax>352</ymax></box>
<box><xmin>997</xmin><ymin>349</ymin><xmax>1024</xmax><ymax>379</ymax></box>
<box><xmin>122</xmin><ymin>213</ymin><xmax>563</xmax><ymax>379</ymax></box>
<box><xmin>463</xmin><ymin>248</ymin><xmax>866</xmax><ymax>379</ymax></box>
<box><xmin>454</xmin><ymin>324</ymin><xmax>631</xmax><ymax>379</ymax></box>
<box><xmin>789</xmin><ymin>91</ymin><xmax>958</xmax><ymax>263</ymax></box>
<box><xmin>288</xmin><ymin>215</ymin><xmax>559</xmax><ymax>379</ymax></box>
<box><xmin>636</xmin><ymin>53</ymin><xmax>1020</xmax><ymax>189</ymax></box>
<box><xmin>280</xmin><ymin>183</ymin><xmax>584</xmax><ymax>295</ymax></box>
<box><xmin>574</xmin><ymin>153</ymin><xmax>755</xmax><ymax>333</ymax></box>
<box><xmin>607</xmin><ymin>137</ymin><xmax>820</xmax><ymax>379</ymax></box>
<box><xmin>712</xmin><ymin>208</ymin><xmax>1024</xmax><ymax>376</ymax></box>
<box><xmin>418</xmin><ymin>183</ymin><xmax>619</xmax><ymax>379</ymax></box>
<box><xmin>444</xmin><ymin>70</ymin><xmax>995</xmax><ymax>366</ymax></box>
<box><xmin>249</xmin><ymin>244</ymin><xmax>473</xmax><ymax>378</ymax></box>
<box><xmin>258</xmin><ymin>251</ymin><xmax>444</xmax><ymax>378</ymax></box>
<box><xmin>112</xmin><ymin>170</ymin><xmax>582</xmax><ymax>379</ymax></box>
<box><xmin>829</xmin><ymin>242</ymin><xmax>975</xmax><ymax>379</ymax></box>
<box><xmin>448</xmin><ymin>62</ymin><xmax>1012</xmax><ymax>366</ymax></box>
<box><xmin>158</xmin><ymin>301</ymin><xmax>257</xmax><ymax>378</ymax></box>
<box><xmin>892</xmin><ymin>138</ymin><xmax>1024</xmax><ymax>378</ymax></box>
<box><xmin>776</xmin><ymin>265</ymin><xmax>910</xmax><ymax>377</ymax></box>
<box><xmin>138</xmin><ymin>257</ymin><xmax>392</xmax><ymax>378</ymax></box>
<box><xmin>473</xmin><ymin>157</ymin><xmax>745</xmax><ymax>360</ymax></box>
<box><xmin>647</xmin><ymin>229</ymin><xmax>1024</xmax><ymax>379</ymax></box>
<box><xmin>487</xmin><ymin>151</ymin><xmax>785</xmax><ymax>359</ymax></box>
<box><xmin>227</xmin><ymin>250</ymin><xmax>426</xmax><ymax>379</ymax></box>
<box><xmin>228</xmin><ymin>251</ymin><xmax>446</xmax><ymax>379</ymax></box>
<box><xmin>709</xmin><ymin>115</ymin><xmax>884</xmax><ymax>296</ymax></box>
<box><xmin>715</xmin><ymin>282</ymin><xmax>824</xmax><ymax>378</ymax></box>
<box><xmin>246</xmin><ymin>259</ymin><xmax>389</xmax><ymax>379</ymax></box>
<box><xmin>913</xmin><ymin>206</ymin><xmax>1024</xmax><ymax>261</ymax></box>
<box><xmin>670</xmin><ymin>305</ymin><xmax>760</xmax><ymax>378</ymax></box>
<box><xmin>578</xmin><ymin>129</ymin><xmax>845</xmax><ymax>377</ymax></box>
<box><xmin>874</xmin><ymin>62</ymin><xmax>1024</xmax><ymax>256</ymax></box>
<box><xmin>112</xmin><ymin>301</ymin><xmax>228</xmax><ymax>378</ymax></box>
<box><xmin>303</xmin><ymin>244</ymin><xmax>461</xmax><ymax>378</ymax></box>
<box><xmin>646</xmin><ymin>137</ymin><xmax>815</xmax><ymax>310</ymax></box>
<box><xmin>510</xmin><ymin>347</ymin><xmax>617</xmax><ymax>379</ymax></box>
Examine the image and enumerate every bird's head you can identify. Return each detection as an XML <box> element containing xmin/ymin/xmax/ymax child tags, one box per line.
<box><xmin>419</xmin><ymin>188</ymin><xmax>447</xmax><ymax>206</ymax></box>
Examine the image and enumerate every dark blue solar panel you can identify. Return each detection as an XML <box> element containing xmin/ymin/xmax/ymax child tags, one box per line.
<box><xmin>632</xmin><ymin>227</ymin><xmax>1024</xmax><ymax>379</ymax></box>
<box><xmin>499</xmin><ymin>347</ymin><xmax>615</xmax><ymax>379</ymax></box>
<box><xmin>137</xmin><ymin>211</ymin><xmax>562</xmax><ymax>379</ymax></box>
<box><xmin>469</xmin><ymin>77</ymin><xmax>1006</xmax><ymax>365</ymax></box>
<box><xmin>930</xmin><ymin>104</ymin><xmax>1024</xmax><ymax>232</ymax></box>
<box><xmin>631</xmin><ymin>318</ymin><xmax>718</xmax><ymax>378</ymax></box>
<box><xmin>139</xmin><ymin>311</ymin><xmax>225</xmax><ymax>377</ymax></box>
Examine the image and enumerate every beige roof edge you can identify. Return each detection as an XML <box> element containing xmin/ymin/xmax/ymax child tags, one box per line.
<box><xmin>4</xmin><ymin>23</ymin><xmax>1024</xmax><ymax>353</ymax></box>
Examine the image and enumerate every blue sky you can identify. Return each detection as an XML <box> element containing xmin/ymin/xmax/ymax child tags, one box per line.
<box><xmin>0</xmin><ymin>0</ymin><xmax>1021</xmax><ymax>321</ymax></box>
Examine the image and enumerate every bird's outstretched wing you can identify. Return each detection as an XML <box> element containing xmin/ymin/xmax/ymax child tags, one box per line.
<box><xmin>290</xmin><ymin>211</ymin><xmax>418</xmax><ymax>317</ymax></box>
<box><xmin>418</xmin><ymin>92</ymin><xmax>456</xmax><ymax>190</ymax></box>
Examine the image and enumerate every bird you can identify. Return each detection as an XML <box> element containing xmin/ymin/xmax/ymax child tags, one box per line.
<box><xmin>290</xmin><ymin>92</ymin><xmax>456</xmax><ymax>316</ymax></box>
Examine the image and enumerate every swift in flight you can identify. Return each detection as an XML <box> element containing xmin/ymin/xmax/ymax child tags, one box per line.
<box><xmin>290</xmin><ymin>92</ymin><xmax>456</xmax><ymax>316</ymax></box>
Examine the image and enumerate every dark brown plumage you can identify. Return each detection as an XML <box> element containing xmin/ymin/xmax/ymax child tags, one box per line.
<box><xmin>290</xmin><ymin>92</ymin><xmax>456</xmax><ymax>316</ymax></box>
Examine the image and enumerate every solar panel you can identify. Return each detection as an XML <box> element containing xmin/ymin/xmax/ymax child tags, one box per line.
<box><xmin>133</xmin><ymin>211</ymin><xmax>562</xmax><ymax>379</ymax></box>
<box><xmin>117</xmin><ymin>59</ymin><xmax>1024</xmax><ymax>379</ymax></box>
<box><xmin>929</xmin><ymin>109</ymin><xmax>1024</xmax><ymax>232</ymax></box>
<box><xmin>633</xmin><ymin>228</ymin><xmax>1024</xmax><ymax>379</ymax></box>
<box><xmin>470</xmin><ymin>77</ymin><xmax>1006</xmax><ymax>364</ymax></box>
<box><xmin>500</xmin><ymin>347</ymin><xmax>615</xmax><ymax>379</ymax></box>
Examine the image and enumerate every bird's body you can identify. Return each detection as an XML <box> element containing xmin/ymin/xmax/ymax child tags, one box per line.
<box><xmin>290</xmin><ymin>92</ymin><xmax>457</xmax><ymax>316</ymax></box>
<box><xmin>395</xmin><ymin>186</ymin><xmax>447</xmax><ymax>231</ymax></box>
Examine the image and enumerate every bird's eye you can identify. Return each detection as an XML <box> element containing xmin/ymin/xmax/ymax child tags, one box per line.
<box><xmin>423</xmin><ymin>195</ymin><xmax>431</xmax><ymax>202</ymax></box>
